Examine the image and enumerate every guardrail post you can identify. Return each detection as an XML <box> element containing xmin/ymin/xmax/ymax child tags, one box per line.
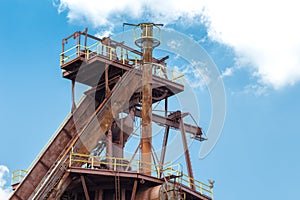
<box><xmin>69</xmin><ymin>153</ymin><xmax>72</xmax><ymax>167</ymax></box>
<box><xmin>122</xmin><ymin>50</ymin><xmax>125</xmax><ymax>64</ymax></box>
<box><xmin>91</xmin><ymin>157</ymin><xmax>94</xmax><ymax>169</ymax></box>
<box><xmin>200</xmin><ymin>183</ymin><xmax>203</xmax><ymax>194</ymax></box>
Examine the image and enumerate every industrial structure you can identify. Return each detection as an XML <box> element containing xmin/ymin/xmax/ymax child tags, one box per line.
<box><xmin>10</xmin><ymin>23</ymin><xmax>214</xmax><ymax>200</ymax></box>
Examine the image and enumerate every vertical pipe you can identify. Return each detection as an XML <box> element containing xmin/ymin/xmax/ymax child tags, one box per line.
<box><xmin>141</xmin><ymin>24</ymin><xmax>153</xmax><ymax>175</ymax></box>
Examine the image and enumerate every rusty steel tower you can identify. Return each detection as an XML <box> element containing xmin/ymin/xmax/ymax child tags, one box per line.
<box><xmin>10</xmin><ymin>23</ymin><xmax>214</xmax><ymax>200</ymax></box>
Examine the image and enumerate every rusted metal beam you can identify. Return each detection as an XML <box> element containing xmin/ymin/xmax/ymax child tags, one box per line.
<box><xmin>141</xmin><ymin>24</ymin><xmax>153</xmax><ymax>175</ymax></box>
<box><xmin>80</xmin><ymin>175</ymin><xmax>90</xmax><ymax>200</ymax></box>
<box><xmin>135</xmin><ymin>109</ymin><xmax>203</xmax><ymax>137</ymax></box>
<box><xmin>121</xmin><ymin>188</ymin><xmax>126</xmax><ymax>200</ymax></box>
<box><xmin>179</xmin><ymin>117</ymin><xmax>195</xmax><ymax>190</ymax></box>
<box><xmin>125</xmin><ymin>143</ymin><xmax>141</xmax><ymax>172</ymax></box>
<box><xmin>159</xmin><ymin>125</ymin><xmax>170</xmax><ymax>177</ymax></box>
<box><xmin>105</xmin><ymin>64</ymin><xmax>111</xmax><ymax>97</ymax></box>
<box><xmin>95</xmin><ymin>188</ymin><xmax>103</xmax><ymax>200</ymax></box>
<box><xmin>106</xmin><ymin>129</ymin><xmax>113</xmax><ymax>170</ymax></box>
<box><xmin>71</xmin><ymin>79</ymin><xmax>76</xmax><ymax>112</ymax></box>
<box><xmin>130</xmin><ymin>180</ymin><xmax>138</xmax><ymax>200</ymax></box>
<box><xmin>48</xmin><ymin>172</ymin><xmax>72</xmax><ymax>199</ymax></box>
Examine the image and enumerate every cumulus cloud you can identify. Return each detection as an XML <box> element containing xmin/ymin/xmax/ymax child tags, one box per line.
<box><xmin>221</xmin><ymin>67</ymin><xmax>234</xmax><ymax>78</ymax></box>
<box><xmin>0</xmin><ymin>165</ymin><xmax>11</xmax><ymax>200</ymax></box>
<box><xmin>243</xmin><ymin>84</ymin><xmax>268</xmax><ymax>96</ymax></box>
<box><xmin>55</xmin><ymin>0</ymin><xmax>300</xmax><ymax>89</ymax></box>
<box><xmin>203</xmin><ymin>0</ymin><xmax>300</xmax><ymax>89</ymax></box>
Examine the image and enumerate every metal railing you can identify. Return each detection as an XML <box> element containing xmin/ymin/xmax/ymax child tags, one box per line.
<box><xmin>60</xmin><ymin>42</ymin><xmax>184</xmax><ymax>84</ymax></box>
<box><xmin>60</xmin><ymin>42</ymin><xmax>140</xmax><ymax>66</ymax></box>
<box><xmin>133</xmin><ymin>23</ymin><xmax>162</xmax><ymax>48</ymax></box>
<box><xmin>165</xmin><ymin>168</ymin><xmax>214</xmax><ymax>199</ymax></box>
<box><xmin>11</xmin><ymin>169</ymin><xmax>28</xmax><ymax>185</ymax></box>
<box><xmin>69</xmin><ymin>152</ymin><xmax>167</xmax><ymax>177</ymax></box>
<box><xmin>69</xmin><ymin>152</ymin><xmax>213</xmax><ymax>199</ymax></box>
<box><xmin>151</xmin><ymin>63</ymin><xmax>184</xmax><ymax>84</ymax></box>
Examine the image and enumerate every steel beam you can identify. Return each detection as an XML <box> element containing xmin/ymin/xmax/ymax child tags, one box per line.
<box><xmin>130</xmin><ymin>180</ymin><xmax>138</xmax><ymax>200</ymax></box>
<box><xmin>179</xmin><ymin>118</ymin><xmax>195</xmax><ymax>190</ymax></box>
<box><xmin>135</xmin><ymin>109</ymin><xmax>202</xmax><ymax>137</ymax></box>
<box><xmin>80</xmin><ymin>175</ymin><xmax>90</xmax><ymax>200</ymax></box>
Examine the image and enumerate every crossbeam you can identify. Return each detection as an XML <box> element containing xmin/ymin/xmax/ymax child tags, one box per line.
<box><xmin>135</xmin><ymin>109</ymin><xmax>204</xmax><ymax>139</ymax></box>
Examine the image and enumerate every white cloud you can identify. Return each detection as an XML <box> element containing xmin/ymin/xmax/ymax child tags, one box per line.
<box><xmin>203</xmin><ymin>0</ymin><xmax>300</xmax><ymax>89</ymax></box>
<box><xmin>55</xmin><ymin>0</ymin><xmax>300</xmax><ymax>89</ymax></box>
<box><xmin>174</xmin><ymin>61</ymin><xmax>210</xmax><ymax>89</ymax></box>
<box><xmin>243</xmin><ymin>84</ymin><xmax>268</xmax><ymax>96</ymax></box>
<box><xmin>55</xmin><ymin>0</ymin><xmax>205</xmax><ymax>28</ymax></box>
<box><xmin>221</xmin><ymin>67</ymin><xmax>234</xmax><ymax>78</ymax></box>
<box><xmin>95</xmin><ymin>29</ymin><xmax>113</xmax><ymax>38</ymax></box>
<box><xmin>0</xmin><ymin>165</ymin><xmax>11</xmax><ymax>200</ymax></box>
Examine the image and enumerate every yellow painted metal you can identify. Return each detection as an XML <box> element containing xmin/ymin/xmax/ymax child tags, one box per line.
<box><xmin>133</xmin><ymin>24</ymin><xmax>162</xmax><ymax>47</ymax></box>
<box><xmin>151</xmin><ymin>63</ymin><xmax>184</xmax><ymax>83</ymax></box>
<box><xmin>60</xmin><ymin>43</ymin><xmax>185</xmax><ymax>85</ymax></box>
<box><xmin>11</xmin><ymin>169</ymin><xmax>28</xmax><ymax>185</ymax></box>
<box><xmin>68</xmin><ymin>152</ymin><xmax>214</xmax><ymax>198</ymax></box>
<box><xmin>60</xmin><ymin>41</ymin><xmax>142</xmax><ymax>67</ymax></box>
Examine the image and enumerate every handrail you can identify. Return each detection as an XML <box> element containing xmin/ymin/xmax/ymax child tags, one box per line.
<box><xmin>69</xmin><ymin>152</ymin><xmax>213</xmax><ymax>199</ymax></box>
<box><xmin>12</xmin><ymin>169</ymin><xmax>28</xmax><ymax>185</ymax></box>
<box><xmin>60</xmin><ymin>42</ymin><xmax>141</xmax><ymax>67</ymax></box>
<box><xmin>60</xmin><ymin>42</ymin><xmax>184</xmax><ymax>84</ymax></box>
<box><xmin>151</xmin><ymin>63</ymin><xmax>184</xmax><ymax>84</ymax></box>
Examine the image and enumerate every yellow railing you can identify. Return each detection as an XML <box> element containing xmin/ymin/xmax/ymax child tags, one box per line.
<box><xmin>11</xmin><ymin>169</ymin><xmax>28</xmax><ymax>185</ymax></box>
<box><xmin>164</xmin><ymin>167</ymin><xmax>214</xmax><ymax>199</ymax></box>
<box><xmin>60</xmin><ymin>42</ymin><xmax>140</xmax><ymax>67</ymax></box>
<box><xmin>152</xmin><ymin>63</ymin><xmax>184</xmax><ymax>84</ymax></box>
<box><xmin>69</xmin><ymin>152</ymin><xmax>167</xmax><ymax>177</ymax></box>
<box><xmin>69</xmin><ymin>153</ymin><xmax>213</xmax><ymax>199</ymax></box>
<box><xmin>60</xmin><ymin>42</ymin><xmax>184</xmax><ymax>84</ymax></box>
<box><xmin>133</xmin><ymin>23</ymin><xmax>162</xmax><ymax>48</ymax></box>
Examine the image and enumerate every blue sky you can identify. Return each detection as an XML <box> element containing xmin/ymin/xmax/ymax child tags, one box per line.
<box><xmin>1</xmin><ymin>0</ymin><xmax>300</xmax><ymax>199</ymax></box>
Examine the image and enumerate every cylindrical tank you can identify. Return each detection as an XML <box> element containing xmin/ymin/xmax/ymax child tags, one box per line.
<box><xmin>136</xmin><ymin>183</ymin><xmax>184</xmax><ymax>200</ymax></box>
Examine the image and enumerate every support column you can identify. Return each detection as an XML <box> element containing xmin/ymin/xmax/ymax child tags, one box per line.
<box><xmin>130</xmin><ymin>180</ymin><xmax>138</xmax><ymax>200</ymax></box>
<box><xmin>141</xmin><ymin>24</ymin><xmax>153</xmax><ymax>175</ymax></box>
<box><xmin>95</xmin><ymin>188</ymin><xmax>103</xmax><ymax>200</ymax></box>
<box><xmin>121</xmin><ymin>188</ymin><xmax>126</xmax><ymax>200</ymax></box>
<box><xmin>105</xmin><ymin>64</ymin><xmax>111</xmax><ymax>97</ymax></box>
<box><xmin>80</xmin><ymin>175</ymin><xmax>90</xmax><ymax>200</ymax></box>
<box><xmin>179</xmin><ymin>117</ymin><xmax>195</xmax><ymax>190</ymax></box>
<box><xmin>159</xmin><ymin>98</ymin><xmax>169</xmax><ymax>177</ymax></box>
<box><xmin>106</xmin><ymin>129</ymin><xmax>113</xmax><ymax>170</ymax></box>
<box><xmin>71</xmin><ymin>79</ymin><xmax>76</xmax><ymax>112</ymax></box>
